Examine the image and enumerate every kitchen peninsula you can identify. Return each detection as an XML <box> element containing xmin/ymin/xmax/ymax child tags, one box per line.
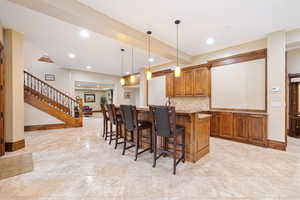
<box><xmin>136</xmin><ymin>107</ymin><xmax>211</xmax><ymax>163</ymax></box>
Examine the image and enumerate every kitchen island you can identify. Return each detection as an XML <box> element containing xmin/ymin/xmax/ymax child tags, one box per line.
<box><xmin>135</xmin><ymin>107</ymin><xmax>211</xmax><ymax>163</ymax></box>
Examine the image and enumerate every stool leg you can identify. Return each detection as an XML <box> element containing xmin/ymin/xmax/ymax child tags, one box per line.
<box><xmin>134</xmin><ymin>129</ymin><xmax>139</xmax><ymax>161</ymax></box>
<box><xmin>149</xmin><ymin>127</ymin><xmax>153</xmax><ymax>153</ymax></box>
<box><xmin>152</xmin><ymin>134</ymin><xmax>157</xmax><ymax>168</ymax></box>
<box><xmin>102</xmin><ymin>118</ymin><xmax>105</xmax><ymax>138</ymax></box>
<box><xmin>109</xmin><ymin>122</ymin><xmax>113</xmax><ymax>145</ymax></box>
<box><xmin>173</xmin><ymin>136</ymin><xmax>177</xmax><ymax>175</ymax></box>
<box><xmin>115</xmin><ymin>123</ymin><xmax>119</xmax><ymax>149</ymax></box>
<box><xmin>122</xmin><ymin>130</ymin><xmax>127</xmax><ymax>155</ymax></box>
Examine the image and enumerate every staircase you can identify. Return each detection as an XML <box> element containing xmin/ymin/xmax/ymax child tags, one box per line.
<box><xmin>24</xmin><ymin>71</ymin><xmax>83</xmax><ymax>129</ymax></box>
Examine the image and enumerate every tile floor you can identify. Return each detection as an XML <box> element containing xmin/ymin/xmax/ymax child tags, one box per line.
<box><xmin>1</xmin><ymin>117</ymin><xmax>300</xmax><ymax>200</ymax></box>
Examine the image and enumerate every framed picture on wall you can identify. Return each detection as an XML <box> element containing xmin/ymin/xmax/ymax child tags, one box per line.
<box><xmin>45</xmin><ymin>74</ymin><xmax>55</xmax><ymax>81</ymax></box>
<box><xmin>84</xmin><ymin>94</ymin><xmax>96</xmax><ymax>103</ymax></box>
<box><xmin>124</xmin><ymin>91</ymin><xmax>131</xmax><ymax>99</ymax></box>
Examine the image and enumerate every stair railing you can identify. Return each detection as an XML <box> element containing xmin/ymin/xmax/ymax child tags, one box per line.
<box><xmin>24</xmin><ymin>71</ymin><xmax>82</xmax><ymax>118</ymax></box>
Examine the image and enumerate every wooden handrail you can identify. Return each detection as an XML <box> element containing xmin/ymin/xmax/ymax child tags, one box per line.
<box><xmin>24</xmin><ymin>71</ymin><xmax>82</xmax><ymax>117</ymax></box>
<box><xmin>24</xmin><ymin>71</ymin><xmax>77</xmax><ymax>102</ymax></box>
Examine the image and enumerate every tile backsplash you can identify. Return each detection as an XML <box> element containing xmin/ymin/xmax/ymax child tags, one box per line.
<box><xmin>170</xmin><ymin>97</ymin><xmax>209</xmax><ymax>110</ymax></box>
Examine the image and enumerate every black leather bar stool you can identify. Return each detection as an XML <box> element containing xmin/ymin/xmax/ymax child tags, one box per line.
<box><xmin>150</xmin><ymin>105</ymin><xmax>185</xmax><ymax>175</ymax></box>
<box><xmin>120</xmin><ymin>105</ymin><xmax>152</xmax><ymax>161</ymax></box>
<box><xmin>106</xmin><ymin>104</ymin><xmax>124</xmax><ymax>149</ymax></box>
<box><xmin>100</xmin><ymin>104</ymin><xmax>111</xmax><ymax>140</ymax></box>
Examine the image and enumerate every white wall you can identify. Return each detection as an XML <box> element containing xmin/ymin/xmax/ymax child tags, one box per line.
<box><xmin>287</xmin><ymin>48</ymin><xmax>300</xmax><ymax>74</ymax></box>
<box><xmin>24</xmin><ymin>41</ymin><xmax>127</xmax><ymax>126</ymax></box>
<box><xmin>148</xmin><ymin>76</ymin><xmax>167</xmax><ymax>105</ymax></box>
<box><xmin>267</xmin><ymin>31</ymin><xmax>286</xmax><ymax>142</ymax></box>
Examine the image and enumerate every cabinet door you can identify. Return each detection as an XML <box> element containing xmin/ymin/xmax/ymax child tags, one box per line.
<box><xmin>0</xmin><ymin>47</ymin><xmax>4</xmax><ymax>156</ymax></box>
<box><xmin>194</xmin><ymin>68</ymin><xmax>210</xmax><ymax>96</ymax></box>
<box><xmin>165</xmin><ymin>73</ymin><xmax>174</xmax><ymax>97</ymax></box>
<box><xmin>233</xmin><ymin>114</ymin><xmax>248</xmax><ymax>141</ymax></box>
<box><xmin>195</xmin><ymin>117</ymin><xmax>210</xmax><ymax>159</ymax></box>
<box><xmin>174</xmin><ymin>76</ymin><xmax>185</xmax><ymax>96</ymax></box>
<box><xmin>248</xmin><ymin>115</ymin><xmax>267</xmax><ymax>146</ymax></box>
<box><xmin>219</xmin><ymin>112</ymin><xmax>233</xmax><ymax>139</ymax></box>
<box><xmin>184</xmin><ymin>70</ymin><xmax>194</xmax><ymax>96</ymax></box>
<box><xmin>211</xmin><ymin>113</ymin><xmax>220</xmax><ymax>136</ymax></box>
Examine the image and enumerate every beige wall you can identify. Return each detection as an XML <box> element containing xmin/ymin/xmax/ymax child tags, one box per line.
<box><xmin>4</xmin><ymin>29</ymin><xmax>25</xmax><ymax>142</ymax></box>
<box><xmin>267</xmin><ymin>31</ymin><xmax>286</xmax><ymax>142</ymax></box>
<box><xmin>287</xmin><ymin>48</ymin><xmax>300</xmax><ymax>74</ymax></box>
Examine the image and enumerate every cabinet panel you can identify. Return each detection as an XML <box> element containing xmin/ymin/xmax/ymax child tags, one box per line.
<box><xmin>165</xmin><ymin>73</ymin><xmax>174</xmax><ymax>97</ymax></box>
<box><xmin>248</xmin><ymin>115</ymin><xmax>266</xmax><ymax>146</ymax></box>
<box><xmin>211</xmin><ymin>113</ymin><xmax>220</xmax><ymax>136</ymax></box>
<box><xmin>174</xmin><ymin>76</ymin><xmax>185</xmax><ymax>96</ymax></box>
<box><xmin>184</xmin><ymin>70</ymin><xmax>194</xmax><ymax>96</ymax></box>
<box><xmin>196</xmin><ymin>117</ymin><xmax>210</xmax><ymax>153</ymax></box>
<box><xmin>219</xmin><ymin>113</ymin><xmax>233</xmax><ymax>139</ymax></box>
<box><xmin>0</xmin><ymin>47</ymin><xmax>4</xmax><ymax>156</ymax></box>
<box><xmin>233</xmin><ymin>114</ymin><xmax>248</xmax><ymax>141</ymax></box>
<box><xmin>194</xmin><ymin>68</ymin><xmax>210</xmax><ymax>96</ymax></box>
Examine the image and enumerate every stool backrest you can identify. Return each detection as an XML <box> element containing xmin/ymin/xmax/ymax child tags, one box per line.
<box><xmin>120</xmin><ymin>105</ymin><xmax>137</xmax><ymax>132</ymax></box>
<box><xmin>150</xmin><ymin>106</ymin><xmax>176</xmax><ymax>137</ymax></box>
<box><xmin>106</xmin><ymin>104</ymin><xmax>117</xmax><ymax>124</ymax></box>
<box><xmin>100</xmin><ymin>104</ymin><xmax>109</xmax><ymax>121</ymax></box>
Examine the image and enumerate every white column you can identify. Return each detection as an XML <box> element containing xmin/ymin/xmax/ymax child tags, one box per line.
<box><xmin>267</xmin><ymin>31</ymin><xmax>286</xmax><ymax>142</ymax></box>
<box><xmin>139</xmin><ymin>72</ymin><xmax>147</xmax><ymax>106</ymax></box>
<box><xmin>4</xmin><ymin>29</ymin><xmax>25</xmax><ymax>145</ymax></box>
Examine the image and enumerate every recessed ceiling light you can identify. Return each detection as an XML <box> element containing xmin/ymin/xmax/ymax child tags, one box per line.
<box><xmin>80</xmin><ymin>29</ymin><xmax>90</xmax><ymax>39</ymax></box>
<box><xmin>148</xmin><ymin>57</ymin><xmax>154</xmax><ymax>63</ymax></box>
<box><xmin>126</xmin><ymin>72</ymin><xmax>130</xmax><ymax>75</ymax></box>
<box><xmin>86</xmin><ymin>66</ymin><xmax>92</xmax><ymax>70</ymax></box>
<box><xmin>68</xmin><ymin>53</ymin><xmax>76</xmax><ymax>59</ymax></box>
<box><xmin>206</xmin><ymin>38</ymin><xmax>215</xmax><ymax>45</ymax></box>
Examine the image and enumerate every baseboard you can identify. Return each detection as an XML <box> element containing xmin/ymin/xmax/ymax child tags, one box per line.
<box><xmin>5</xmin><ymin>139</ymin><xmax>25</xmax><ymax>152</ymax></box>
<box><xmin>24</xmin><ymin>123</ymin><xmax>74</xmax><ymax>131</ymax></box>
<box><xmin>267</xmin><ymin>140</ymin><xmax>286</xmax><ymax>151</ymax></box>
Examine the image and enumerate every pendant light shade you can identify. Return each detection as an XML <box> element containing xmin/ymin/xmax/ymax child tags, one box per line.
<box><xmin>38</xmin><ymin>54</ymin><xmax>54</xmax><ymax>63</ymax></box>
<box><xmin>174</xmin><ymin>20</ymin><xmax>181</xmax><ymax>77</ymax></box>
<box><xmin>146</xmin><ymin>31</ymin><xmax>152</xmax><ymax>80</ymax></box>
<box><xmin>120</xmin><ymin>49</ymin><xmax>125</xmax><ymax>86</ymax></box>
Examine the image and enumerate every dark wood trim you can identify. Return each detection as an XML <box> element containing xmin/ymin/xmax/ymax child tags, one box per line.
<box><xmin>24</xmin><ymin>123</ymin><xmax>75</xmax><ymax>131</ymax></box>
<box><xmin>210</xmin><ymin>108</ymin><xmax>266</xmax><ymax>113</ymax></box>
<box><xmin>267</xmin><ymin>140</ymin><xmax>286</xmax><ymax>151</ymax></box>
<box><xmin>0</xmin><ymin>42</ymin><xmax>4</xmax><ymax>156</ymax></box>
<box><xmin>208</xmin><ymin>49</ymin><xmax>267</xmax><ymax>67</ymax></box>
<box><xmin>5</xmin><ymin>139</ymin><xmax>25</xmax><ymax>152</ymax></box>
<box><xmin>152</xmin><ymin>69</ymin><xmax>172</xmax><ymax>77</ymax></box>
<box><xmin>288</xmin><ymin>73</ymin><xmax>300</xmax><ymax>79</ymax></box>
<box><xmin>209</xmin><ymin>49</ymin><xmax>268</xmax><ymax>113</ymax></box>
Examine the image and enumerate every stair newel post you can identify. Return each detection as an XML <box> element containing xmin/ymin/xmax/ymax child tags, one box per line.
<box><xmin>76</xmin><ymin>97</ymin><xmax>83</xmax><ymax>118</ymax></box>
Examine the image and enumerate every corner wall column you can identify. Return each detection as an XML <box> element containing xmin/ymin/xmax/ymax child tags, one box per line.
<box><xmin>267</xmin><ymin>31</ymin><xmax>286</xmax><ymax>147</ymax></box>
<box><xmin>4</xmin><ymin>29</ymin><xmax>25</xmax><ymax>151</ymax></box>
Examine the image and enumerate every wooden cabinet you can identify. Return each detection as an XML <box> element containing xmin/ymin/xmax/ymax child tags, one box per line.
<box><xmin>0</xmin><ymin>45</ymin><xmax>4</xmax><ymax>156</ymax></box>
<box><xmin>174</xmin><ymin>75</ymin><xmax>185</xmax><ymax>96</ymax></box>
<box><xmin>211</xmin><ymin>113</ymin><xmax>220</xmax><ymax>136</ymax></box>
<box><xmin>165</xmin><ymin>73</ymin><xmax>174</xmax><ymax>97</ymax></box>
<box><xmin>194</xmin><ymin>67</ymin><xmax>210</xmax><ymax>96</ymax></box>
<box><xmin>195</xmin><ymin>115</ymin><xmax>210</xmax><ymax>161</ymax></box>
<box><xmin>233</xmin><ymin>114</ymin><xmax>249</xmax><ymax>142</ymax></box>
<box><xmin>210</xmin><ymin>111</ymin><xmax>267</xmax><ymax>147</ymax></box>
<box><xmin>219</xmin><ymin>112</ymin><xmax>233</xmax><ymax>139</ymax></box>
<box><xmin>165</xmin><ymin>66</ymin><xmax>210</xmax><ymax>97</ymax></box>
<box><xmin>183</xmin><ymin>70</ymin><xmax>194</xmax><ymax>96</ymax></box>
<box><xmin>247</xmin><ymin>115</ymin><xmax>267</xmax><ymax>146</ymax></box>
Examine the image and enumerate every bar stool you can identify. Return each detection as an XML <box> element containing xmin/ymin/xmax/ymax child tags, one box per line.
<box><xmin>120</xmin><ymin>105</ymin><xmax>152</xmax><ymax>161</ymax></box>
<box><xmin>100</xmin><ymin>104</ymin><xmax>111</xmax><ymax>140</ymax></box>
<box><xmin>150</xmin><ymin>105</ymin><xmax>185</xmax><ymax>175</ymax></box>
<box><xmin>106</xmin><ymin>104</ymin><xmax>124</xmax><ymax>149</ymax></box>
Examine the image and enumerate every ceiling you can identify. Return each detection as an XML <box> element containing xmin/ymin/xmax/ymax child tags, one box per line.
<box><xmin>0</xmin><ymin>1</ymin><xmax>169</xmax><ymax>75</ymax></box>
<box><xmin>78</xmin><ymin>0</ymin><xmax>300</xmax><ymax>55</ymax></box>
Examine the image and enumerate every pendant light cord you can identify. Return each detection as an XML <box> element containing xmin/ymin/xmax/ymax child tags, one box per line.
<box><xmin>176</xmin><ymin>22</ymin><xmax>179</xmax><ymax>67</ymax></box>
<box><xmin>121</xmin><ymin>49</ymin><xmax>124</xmax><ymax>76</ymax></box>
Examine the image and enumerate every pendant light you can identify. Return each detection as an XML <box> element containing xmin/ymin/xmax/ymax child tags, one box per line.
<box><xmin>38</xmin><ymin>53</ymin><xmax>54</xmax><ymax>63</ymax></box>
<box><xmin>146</xmin><ymin>31</ymin><xmax>152</xmax><ymax>80</ymax></box>
<box><xmin>120</xmin><ymin>49</ymin><xmax>125</xmax><ymax>86</ymax></box>
<box><xmin>130</xmin><ymin>47</ymin><xmax>135</xmax><ymax>83</ymax></box>
<box><xmin>174</xmin><ymin>20</ymin><xmax>181</xmax><ymax>77</ymax></box>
